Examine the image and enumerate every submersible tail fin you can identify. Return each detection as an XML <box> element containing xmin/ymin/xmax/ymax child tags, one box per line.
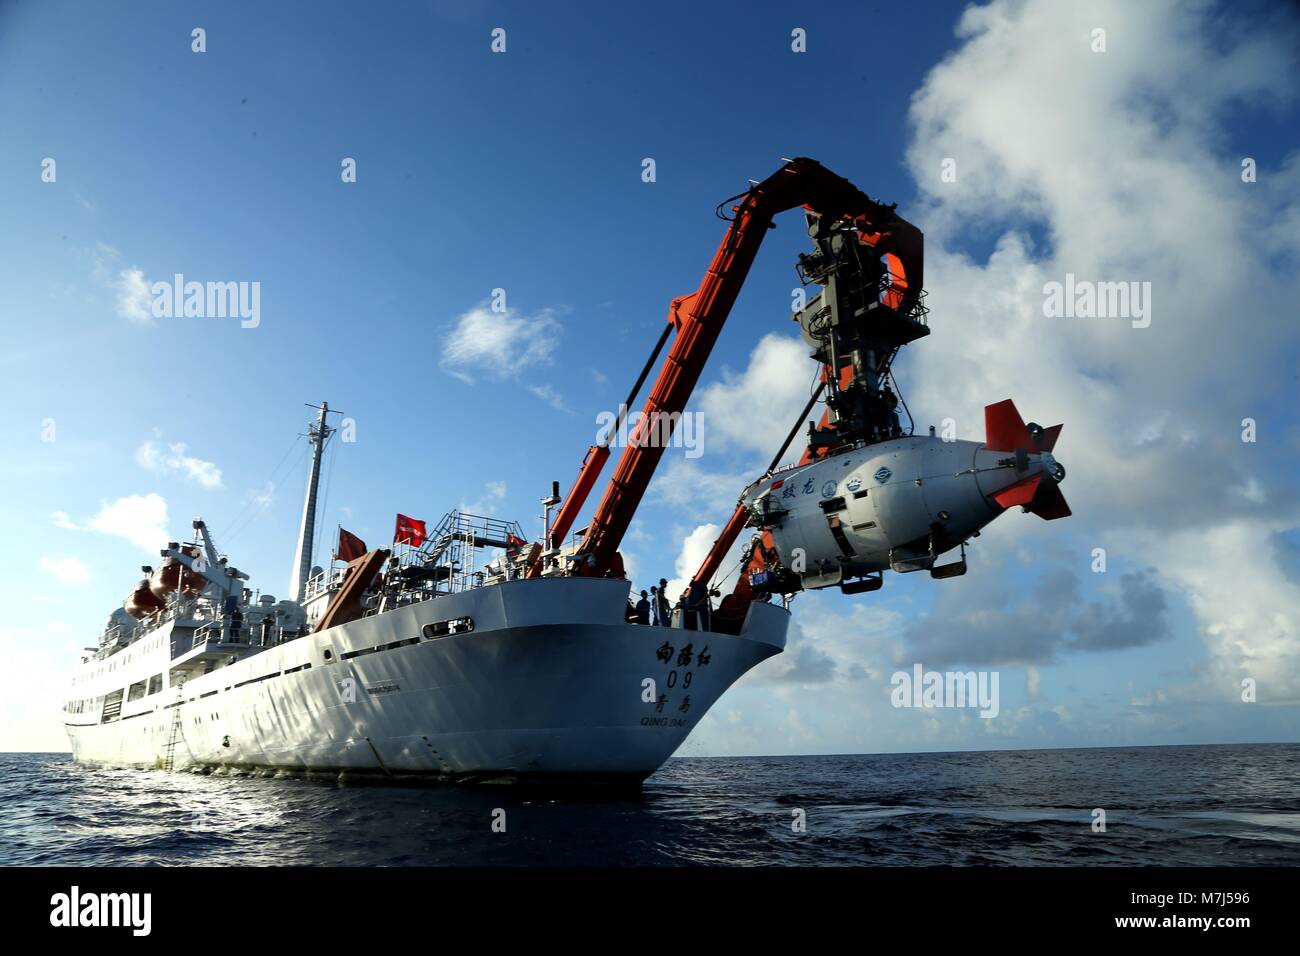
<box><xmin>984</xmin><ymin>399</ymin><xmax>1071</xmax><ymax>521</ymax></box>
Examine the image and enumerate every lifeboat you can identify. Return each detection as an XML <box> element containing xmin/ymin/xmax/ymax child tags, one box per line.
<box><xmin>149</xmin><ymin>550</ymin><xmax>206</xmax><ymax>599</ymax></box>
<box><xmin>123</xmin><ymin>578</ymin><xmax>166</xmax><ymax>619</ymax></box>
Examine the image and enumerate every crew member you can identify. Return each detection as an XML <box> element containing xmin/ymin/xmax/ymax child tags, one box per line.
<box><xmin>693</xmin><ymin>579</ymin><xmax>711</xmax><ymax>631</ymax></box>
<box><xmin>656</xmin><ymin>578</ymin><xmax>672</xmax><ymax>627</ymax></box>
<box><xmin>635</xmin><ymin>590</ymin><xmax>651</xmax><ymax>625</ymax></box>
<box><xmin>684</xmin><ymin>579</ymin><xmax>709</xmax><ymax>631</ymax></box>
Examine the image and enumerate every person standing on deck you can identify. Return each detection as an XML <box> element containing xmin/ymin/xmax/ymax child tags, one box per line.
<box><xmin>656</xmin><ymin>578</ymin><xmax>672</xmax><ymax>627</ymax></box>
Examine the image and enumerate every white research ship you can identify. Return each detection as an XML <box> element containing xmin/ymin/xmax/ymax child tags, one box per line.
<box><xmin>63</xmin><ymin>402</ymin><xmax>789</xmax><ymax>785</ymax></box>
<box><xmin>64</xmin><ymin>158</ymin><xmax>1071</xmax><ymax>784</ymax></box>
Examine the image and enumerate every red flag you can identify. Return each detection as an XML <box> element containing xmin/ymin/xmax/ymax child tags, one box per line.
<box><xmin>505</xmin><ymin>532</ymin><xmax>527</xmax><ymax>552</ymax></box>
<box><xmin>394</xmin><ymin>513</ymin><xmax>427</xmax><ymax>547</ymax></box>
<box><xmin>336</xmin><ymin>528</ymin><xmax>366</xmax><ymax>563</ymax></box>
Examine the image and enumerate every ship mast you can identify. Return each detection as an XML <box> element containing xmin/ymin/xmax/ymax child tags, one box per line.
<box><xmin>289</xmin><ymin>401</ymin><xmax>338</xmax><ymax>603</ymax></box>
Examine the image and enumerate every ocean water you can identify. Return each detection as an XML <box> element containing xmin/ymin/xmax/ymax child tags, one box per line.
<box><xmin>2</xmin><ymin>744</ymin><xmax>1297</xmax><ymax>866</ymax></box>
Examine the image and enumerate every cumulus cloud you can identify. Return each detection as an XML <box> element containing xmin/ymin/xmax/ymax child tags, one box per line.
<box><xmin>86</xmin><ymin>493</ymin><xmax>170</xmax><ymax>551</ymax></box>
<box><xmin>441</xmin><ymin>303</ymin><xmax>562</xmax><ymax>383</ymax></box>
<box><xmin>895</xmin><ymin>0</ymin><xmax>1300</xmax><ymax>699</ymax></box>
<box><xmin>695</xmin><ymin>333</ymin><xmax>819</xmax><ymax>459</ymax></box>
<box><xmin>662</xmin><ymin>523</ymin><xmax>721</xmax><ymax>605</ymax></box>
<box><xmin>136</xmin><ymin>439</ymin><xmax>224</xmax><ymax>489</ymax></box>
<box><xmin>652</xmin><ymin>520</ymin><xmax>756</xmax><ymax>623</ymax></box>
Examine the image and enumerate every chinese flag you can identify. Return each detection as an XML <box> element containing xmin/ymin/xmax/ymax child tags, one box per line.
<box><xmin>336</xmin><ymin>528</ymin><xmax>367</xmax><ymax>563</ymax></box>
<box><xmin>394</xmin><ymin>513</ymin><xmax>427</xmax><ymax>547</ymax></box>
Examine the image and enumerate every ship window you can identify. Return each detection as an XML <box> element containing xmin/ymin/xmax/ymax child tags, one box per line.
<box><xmin>422</xmin><ymin>617</ymin><xmax>474</xmax><ymax>640</ymax></box>
<box><xmin>147</xmin><ymin>674</ymin><xmax>163</xmax><ymax>695</ymax></box>
<box><xmin>127</xmin><ymin>680</ymin><xmax>147</xmax><ymax>702</ymax></box>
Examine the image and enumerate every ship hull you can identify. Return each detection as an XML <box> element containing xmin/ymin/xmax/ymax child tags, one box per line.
<box><xmin>66</xmin><ymin>578</ymin><xmax>787</xmax><ymax>784</ymax></box>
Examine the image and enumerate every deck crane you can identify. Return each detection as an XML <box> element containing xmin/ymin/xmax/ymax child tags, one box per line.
<box><xmin>532</xmin><ymin>157</ymin><xmax>1067</xmax><ymax>630</ymax></box>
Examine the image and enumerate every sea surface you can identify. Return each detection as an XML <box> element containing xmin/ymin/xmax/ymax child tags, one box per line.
<box><xmin>2</xmin><ymin>744</ymin><xmax>1298</xmax><ymax>866</ymax></box>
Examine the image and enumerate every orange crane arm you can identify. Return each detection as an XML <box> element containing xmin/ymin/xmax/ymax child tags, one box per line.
<box><xmin>568</xmin><ymin>157</ymin><xmax>923</xmax><ymax>578</ymax></box>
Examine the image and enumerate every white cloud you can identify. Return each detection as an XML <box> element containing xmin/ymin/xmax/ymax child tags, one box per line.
<box><xmin>663</xmin><ymin>523</ymin><xmax>722</xmax><ymax>607</ymax></box>
<box><xmin>39</xmin><ymin>556</ymin><xmax>91</xmax><ymax>584</ymax></box>
<box><xmin>441</xmin><ymin>303</ymin><xmax>562</xmax><ymax>383</ymax></box>
<box><xmin>649</xmin><ymin>458</ymin><xmax>752</xmax><ymax>521</ymax></box>
<box><xmin>1150</xmin><ymin>523</ymin><xmax>1300</xmax><ymax>703</ymax></box>
<box><xmin>89</xmin><ymin>243</ymin><xmax>155</xmax><ymax>324</ymax></box>
<box><xmin>461</xmin><ymin>480</ymin><xmax>508</xmax><ymax>516</ymax></box>
<box><xmin>250</xmin><ymin>481</ymin><xmax>275</xmax><ymax>508</ymax></box>
<box><xmin>50</xmin><ymin>510</ymin><xmax>77</xmax><ymax>529</ymax></box>
<box><xmin>115</xmin><ymin>268</ymin><xmax>152</xmax><ymax>323</ymax></box>
<box><xmin>660</xmin><ymin>521</ymin><xmax>753</xmax><ymax>610</ymax></box>
<box><xmin>136</xmin><ymin>440</ymin><xmax>223</xmax><ymax>489</ymax></box>
<box><xmin>896</xmin><ymin>0</ymin><xmax>1300</xmax><ymax>698</ymax></box>
<box><xmin>695</xmin><ymin>334</ymin><xmax>818</xmax><ymax>460</ymax></box>
<box><xmin>527</xmin><ymin>383</ymin><xmax>571</xmax><ymax>412</ymax></box>
<box><xmin>87</xmin><ymin>493</ymin><xmax>170</xmax><ymax>551</ymax></box>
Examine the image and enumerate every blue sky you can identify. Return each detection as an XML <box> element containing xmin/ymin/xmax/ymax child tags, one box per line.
<box><xmin>2</xmin><ymin>0</ymin><xmax>1298</xmax><ymax>755</ymax></box>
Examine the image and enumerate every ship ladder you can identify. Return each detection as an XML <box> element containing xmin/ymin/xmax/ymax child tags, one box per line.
<box><xmin>422</xmin><ymin>532</ymin><xmax>455</xmax><ymax>565</ymax></box>
<box><xmin>162</xmin><ymin>682</ymin><xmax>185</xmax><ymax>771</ymax></box>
